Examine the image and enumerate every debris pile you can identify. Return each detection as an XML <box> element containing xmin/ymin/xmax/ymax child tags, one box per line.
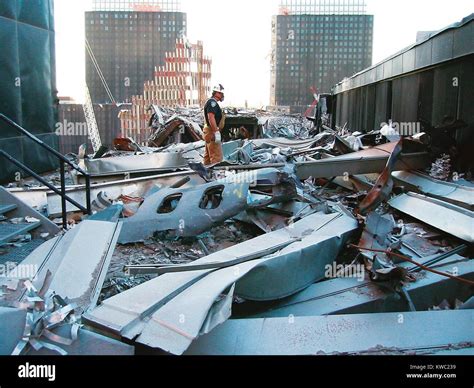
<box><xmin>429</xmin><ymin>154</ymin><xmax>452</xmax><ymax>181</ymax></box>
<box><xmin>1</xmin><ymin>106</ymin><xmax>473</xmax><ymax>356</ymax></box>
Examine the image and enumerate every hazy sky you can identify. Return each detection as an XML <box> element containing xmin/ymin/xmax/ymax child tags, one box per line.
<box><xmin>55</xmin><ymin>0</ymin><xmax>473</xmax><ymax>107</ymax></box>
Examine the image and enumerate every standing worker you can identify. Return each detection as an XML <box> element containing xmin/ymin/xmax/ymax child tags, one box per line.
<box><xmin>203</xmin><ymin>84</ymin><xmax>226</xmax><ymax>166</ymax></box>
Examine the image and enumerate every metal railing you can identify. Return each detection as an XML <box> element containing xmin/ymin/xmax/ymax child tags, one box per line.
<box><xmin>0</xmin><ymin>114</ymin><xmax>92</xmax><ymax>230</ymax></box>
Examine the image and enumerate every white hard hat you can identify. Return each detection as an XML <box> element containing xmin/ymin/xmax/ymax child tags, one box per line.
<box><xmin>212</xmin><ymin>84</ymin><xmax>225</xmax><ymax>94</ymax></box>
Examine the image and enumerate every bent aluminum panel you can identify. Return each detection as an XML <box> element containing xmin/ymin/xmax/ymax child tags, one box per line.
<box><xmin>84</xmin><ymin>153</ymin><xmax>188</xmax><ymax>176</ymax></box>
<box><xmin>135</xmin><ymin>214</ymin><xmax>357</xmax><ymax>355</ymax></box>
<box><xmin>295</xmin><ymin>143</ymin><xmax>430</xmax><ymax>180</ymax></box>
<box><xmin>389</xmin><ymin>192</ymin><xmax>474</xmax><ymax>243</ymax></box>
<box><xmin>9</xmin><ymin>171</ymin><xmax>204</xmax><ymax>216</ymax></box>
<box><xmin>13</xmin><ymin>220</ymin><xmax>122</xmax><ymax>313</ymax></box>
<box><xmin>185</xmin><ymin>310</ymin><xmax>474</xmax><ymax>355</ymax></box>
<box><xmin>246</xmin><ymin>256</ymin><xmax>473</xmax><ymax>318</ymax></box>
<box><xmin>84</xmin><ymin>230</ymin><xmax>307</xmax><ymax>335</ymax></box>
<box><xmin>392</xmin><ymin>171</ymin><xmax>474</xmax><ymax>209</ymax></box>
<box><xmin>84</xmin><ymin>212</ymin><xmax>358</xmax><ymax>354</ymax></box>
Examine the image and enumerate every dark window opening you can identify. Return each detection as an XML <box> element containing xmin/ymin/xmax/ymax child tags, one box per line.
<box><xmin>199</xmin><ymin>186</ymin><xmax>224</xmax><ymax>210</ymax></box>
<box><xmin>157</xmin><ymin>194</ymin><xmax>183</xmax><ymax>214</ymax></box>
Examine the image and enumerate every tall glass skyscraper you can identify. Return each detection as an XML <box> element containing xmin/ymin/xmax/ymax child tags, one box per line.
<box><xmin>270</xmin><ymin>0</ymin><xmax>373</xmax><ymax>111</ymax></box>
<box><xmin>85</xmin><ymin>0</ymin><xmax>186</xmax><ymax>103</ymax></box>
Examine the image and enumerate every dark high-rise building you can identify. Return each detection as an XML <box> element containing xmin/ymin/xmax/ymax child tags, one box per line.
<box><xmin>85</xmin><ymin>0</ymin><xmax>186</xmax><ymax>103</ymax></box>
<box><xmin>270</xmin><ymin>0</ymin><xmax>373</xmax><ymax>110</ymax></box>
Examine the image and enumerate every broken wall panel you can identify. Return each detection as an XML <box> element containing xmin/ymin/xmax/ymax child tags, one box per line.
<box><xmin>85</xmin><ymin>211</ymin><xmax>358</xmax><ymax>354</ymax></box>
<box><xmin>389</xmin><ymin>192</ymin><xmax>474</xmax><ymax>243</ymax></box>
<box><xmin>392</xmin><ymin>171</ymin><xmax>474</xmax><ymax>209</ymax></box>
<box><xmin>119</xmin><ymin>39</ymin><xmax>212</xmax><ymax>145</ymax></box>
<box><xmin>185</xmin><ymin>310</ymin><xmax>474</xmax><ymax>355</ymax></box>
<box><xmin>295</xmin><ymin>142</ymin><xmax>430</xmax><ymax>180</ymax></box>
<box><xmin>82</xmin><ymin>152</ymin><xmax>189</xmax><ymax>176</ymax></box>
<box><xmin>11</xmin><ymin>172</ymin><xmax>204</xmax><ymax>216</ymax></box>
<box><xmin>6</xmin><ymin>220</ymin><xmax>122</xmax><ymax>314</ymax></box>
<box><xmin>243</xmin><ymin>255</ymin><xmax>474</xmax><ymax>319</ymax></box>
<box><xmin>10</xmin><ymin>171</ymin><xmax>205</xmax><ymax>217</ymax></box>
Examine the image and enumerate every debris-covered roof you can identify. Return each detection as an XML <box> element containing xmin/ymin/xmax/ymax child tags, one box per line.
<box><xmin>1</xmin><ymin>107</ymin><xmax>473</xmax><ymax>356</ymax></box>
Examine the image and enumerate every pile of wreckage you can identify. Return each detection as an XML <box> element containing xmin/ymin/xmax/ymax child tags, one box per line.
<box><xmin>0</xmin><ymin>109</ymin><xmax>473</xmax><ymax>356</ymax></box>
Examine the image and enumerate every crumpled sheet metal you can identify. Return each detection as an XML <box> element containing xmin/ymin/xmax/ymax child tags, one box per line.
<box><xmin>118</xmin><ymin>180</ymin><xmax>250</xmax><ymax>243</ymax></box>
<box><xmin>389</xmin><ymin>192</ymin><xmax>474</xmax><ymax>243</ymax></box>
<box><xmin>83</xmin><ymin>152</ymin><xmax>188</xmax><ymax>176</ymax></box>
<box><xmin>148</xmin><ymin>116</ymin><xmax>203</xmax><ymax>148</ymax></box>
<box><xmin>225</xmin><ymin>142</ymin><xmax>256</xmax><ymax>164</ymax></box>
<box><xmin>247</xmin><ymin>255</ymin><xmax>474</xmax><ymax>318</ymax></box>
<box><xmin>263</xmin><ymin>116</ymin><xmax>313</xmax><ymax>139</ymax></box>
<box><xmin>0</xmin><ymin>306</ymin><xmax>133</xmax><ymax>355</ymax></box>
<box><xmin>10</xmin><ymin>278</ymin><xmax>81</xmax><ymax>356</ymax></box>
<box><xmin>251</xmin><ymin>137</ymin><xmax>324</xmax><ymax>151</ymax></box>
<box><xmin>358</xmin><ymin>139</ymin><xmax>402</xmax><ymax>215</ymax></box>
<box><xmin>358</xmin><ymin>212</ymin><xmax>397</xmax><ymax>262</ymax></box>
<box><xmin>392</xmin><ymin>171</ymin><xmax>474</xmax><ymax>209</ymax></box>
<box><xmin>295</xmin><ymin>142</ymin><xmax>430</xmax><ymax>180</ymax></box>
<box><xmin>24</xmin><ymin>325</ymin><xmax>134</xmax><ymax>356</ymax></box>
<box><xmin>9</xmin><ymin>220</ymin><xmax>122</xmax><ymax>314</ymax></box>
<box><xmin>185</xmin><ymin>310</ymin><xmax>474</xmax><ymax>355</ymax></box>
<box><xmin>84</xmin><ymin>211</ymin><xmax>358</xmax><ymax>354</ymax></box>
<box><xmin>11</xmin><ymin>171</ymin><xmax>205</xmax><ymax>217</ymax></box>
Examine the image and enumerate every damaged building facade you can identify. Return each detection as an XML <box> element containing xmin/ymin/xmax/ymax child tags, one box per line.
<box><xmin>119</xmin><ymin>39</ymin><xmax>212</xmax><ymax>144</ymax></box>
<box><xmin>55</xmin><ymin>0</ymin><xmax>189</xmax><ymax>155</ymax></box>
